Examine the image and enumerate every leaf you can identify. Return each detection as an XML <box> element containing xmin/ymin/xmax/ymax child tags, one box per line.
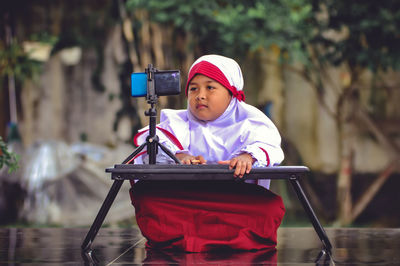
<box><xmin>0</xmin><ymin>136</ymin><xmax>20</xmax><ymax>173</ymax></box>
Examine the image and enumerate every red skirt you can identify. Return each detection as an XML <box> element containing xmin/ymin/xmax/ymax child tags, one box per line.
<box><xmin>130</xmin><ymin>180</ymin><xmax>285</xmax><ymax>252</ymax></box>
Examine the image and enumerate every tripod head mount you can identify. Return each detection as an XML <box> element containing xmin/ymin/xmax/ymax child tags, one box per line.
<box><xmin>145</xmin><ymin>64</ymin><xmax>159</xmax><ymax>106</ymax></box>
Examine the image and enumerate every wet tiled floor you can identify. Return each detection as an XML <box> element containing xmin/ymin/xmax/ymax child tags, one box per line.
<box><xmin>1</xmin><ymin>227</ymin><xmax>399</xmax><ymax>265</ymax></box>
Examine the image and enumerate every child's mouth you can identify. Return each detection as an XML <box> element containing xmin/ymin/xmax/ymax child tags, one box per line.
<box><xmin>196</xmin><ymin>104</ymin><xmax>207</xmax><ymax>109</ymax></box>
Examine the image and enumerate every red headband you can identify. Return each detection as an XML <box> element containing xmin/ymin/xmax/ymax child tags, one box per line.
<box><xmin>185</xmin><ymin>61</ymin><xmax>245</xmax><ymax>101</ymax></box>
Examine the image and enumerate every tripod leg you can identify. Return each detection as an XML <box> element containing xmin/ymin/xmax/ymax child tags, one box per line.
<box><xmin>289</xmin><ymin>177</ymin><xmax>333</xmax><ymax>253</ymax></box>
<box><xmin>122</xmin><ymin>143</ymin><xmax>146</xmax><ymax>164</ymax></box>
<box><xmin>158</xmin><ymin>142</ymin><xmax>181</xmax><ymax>164</ymax></box>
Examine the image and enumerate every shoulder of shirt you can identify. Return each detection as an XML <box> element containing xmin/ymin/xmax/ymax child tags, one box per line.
<box><xmin>237</xmin><ymin>101</ymin><xmax>267</xmax><ymax>119</ymax></box>
<box><xmin>160</xmin><ymin>109</ymin><xmax>189</xmax><ymax>124</ymax></box>
<box><xmin>236</xmin><ymin>102</ymin><xmax>278</xmax><ymax>131</ymax></box>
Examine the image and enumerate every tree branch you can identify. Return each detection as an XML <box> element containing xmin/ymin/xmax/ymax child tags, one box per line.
<box><xmin>351</xmin><ymin>160</ymin><xmax>398</xmax><ymax>222</ymax></box>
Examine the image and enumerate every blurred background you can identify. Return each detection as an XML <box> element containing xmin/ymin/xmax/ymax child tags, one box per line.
<box><xmin>0</xmin><ymin>0</ymin><xmax>399</xmax><ymax>228</ymax></box>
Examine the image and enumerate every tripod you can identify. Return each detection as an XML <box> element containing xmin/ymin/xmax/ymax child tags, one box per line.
<box><xmin>81</xmin><ymin>64</ymin><xmax>180</xmax><ymax>252</ymax></box>
<box><xmin>124</xmin><ymin>64</ymin><xmax>181</xmax><ymax>165</ymax></box>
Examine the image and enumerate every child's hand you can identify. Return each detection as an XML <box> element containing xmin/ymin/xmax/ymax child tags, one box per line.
<box><xmin>218</xmin><ymin>153</ymin><xmax>254</xmax><ymax>178</ymax></box>
<box><xmin>176</xmin><ymin>153</ymin><xmax>207</xmax><ymax>165</ymax></box>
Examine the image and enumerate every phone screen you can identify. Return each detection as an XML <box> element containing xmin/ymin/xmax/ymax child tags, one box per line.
<box><xmin>154</xmin><ymin>71</ymin><xmax>181</xmax><ymax>96</ymax></box>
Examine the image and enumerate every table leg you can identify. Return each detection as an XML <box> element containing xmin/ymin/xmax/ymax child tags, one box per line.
<box><xmin>81</xmin><ymin>179</ymin><xmax>124</xmax><ymax>251</ymax></box>
<box><xmin>289</xmin><ymin>177</ymin><xmax>332</xmax><ymax>253</ymax></box>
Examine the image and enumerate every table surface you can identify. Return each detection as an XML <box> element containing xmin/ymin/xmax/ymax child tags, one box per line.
<box><xmin>106</xmin><ymin>164</ymin><xmax>310</xmax><ymax>180</ymax></box>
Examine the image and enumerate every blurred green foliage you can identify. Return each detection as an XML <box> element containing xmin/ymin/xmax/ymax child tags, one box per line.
<box><xmin>0</xmin><ymin>42</ymin><xmax>42</xmax><ymax>89</ymax></box>
<box><xmin>0</xmin><ymin>136</ymin><xmax>20</xmax><ymax>173</ymax></box>
<box><xmin>126</xmin><ymin>0</ymin><xmax>400</xmax><ymax>71</ymax></box>
<box><xmin>316</xmin><ymin>0</ymin><xmax>400</xmax><ymax>71</ymax></box>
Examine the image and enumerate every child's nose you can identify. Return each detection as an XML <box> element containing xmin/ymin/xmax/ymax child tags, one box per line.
<box><xmin>196</xmin><ymin>88</ymin><xmax>206</xmax><ymax>100</ymax></box>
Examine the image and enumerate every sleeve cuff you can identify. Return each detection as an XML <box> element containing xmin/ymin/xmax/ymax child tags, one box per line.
<box><xmin>240</xmin><ymin>145</ymin><xmax>270</xmax><ymax>166</ymax></box>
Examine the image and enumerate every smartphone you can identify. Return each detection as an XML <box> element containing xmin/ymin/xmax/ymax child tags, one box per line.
<box><xmin>131</xmin><ymin>70</ymin><xmax>181</xmax><ymax>97</ymax></box>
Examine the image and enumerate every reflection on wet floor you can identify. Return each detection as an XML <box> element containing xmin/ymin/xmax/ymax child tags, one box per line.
<box><xmin>1</xmin><ymin>227</ymin><xmax>399</xmax><ymax>265</ymax></box>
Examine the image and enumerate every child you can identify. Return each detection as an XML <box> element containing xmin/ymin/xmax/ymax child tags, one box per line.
<box><xmin>130</xmin><ymin>55</ymin><xmax>285</xmax><ymax>252</ymax></box>
<box><xmin>132</xmin><ymin>55</ymin><xmax>284</xmax><ymax>183</ymax></box>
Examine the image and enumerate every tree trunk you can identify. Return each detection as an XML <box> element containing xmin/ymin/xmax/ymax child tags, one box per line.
<box><xmin>150</xmin><ymin>23</ymin><xmax>168</xmax><ymax>109</ymax></box>
<box><xmin>336</xmin><ymin>147</ymin><xmax>354</xmax><ymax>225</ymax></box>
<box><xmin>335</xmin><ymin>85</ymin><xmax>357</xmax><ymax>226</ymax></box>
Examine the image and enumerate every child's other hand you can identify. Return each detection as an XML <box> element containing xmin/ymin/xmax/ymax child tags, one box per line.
<box><xmin>218</xmin><ymin>153</ymin><xmax>254</xmax><ymax>178</ymax></box>
<box><xmin>176</xmin><ymin>153</ymin><xmax>206</xmax><ymax>165</ymax></box>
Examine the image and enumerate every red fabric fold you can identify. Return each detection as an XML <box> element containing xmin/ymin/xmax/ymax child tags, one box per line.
<box><xmin>130</xmin><ymin>180</ymin><xmax>285</xmax><ymax>252</ymax></box>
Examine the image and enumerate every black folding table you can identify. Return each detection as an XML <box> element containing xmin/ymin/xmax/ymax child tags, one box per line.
<box><xmin>81</xmin><ymin>164</ymin><xmax>332</xmax><ymax>256</ymax></box>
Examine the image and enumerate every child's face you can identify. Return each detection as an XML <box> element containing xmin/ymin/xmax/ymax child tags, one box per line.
<box><xmin>187</xmin><ymin>74</ymin><xmax>232</xmax><ymax>121</ymax></box>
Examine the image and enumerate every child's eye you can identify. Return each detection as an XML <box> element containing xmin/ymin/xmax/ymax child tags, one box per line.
<box><xmin>207</xmin><ymin>86</ymin><xmax>214</xmax><ymax>90</ymax></box>
<box><xmin>189</xmin><ymin>87</ymin><xmax>197</xmax><ymax>91</ymax></box>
